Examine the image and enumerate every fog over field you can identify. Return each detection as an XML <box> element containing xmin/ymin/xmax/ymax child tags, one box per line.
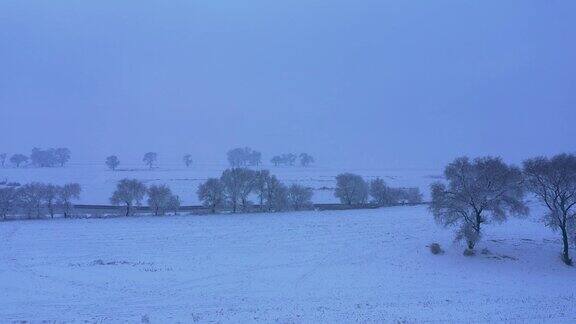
<box><xmin>1</xmin><ymin>1</ymin><xmax>575</xmax><ymax>168</ymax></box>
<box><xmin>1</xmin><ymin>1</ymin><xmax>576</xmax><ymax>323</ymax></box>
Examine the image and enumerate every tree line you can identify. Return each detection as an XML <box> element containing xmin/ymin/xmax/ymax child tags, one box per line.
<box><xmin>103</xmin><ymin>147</ymin><xmax>314</xmax><ymax>171</ymax></box>
<box><xmin>0</xmin><ymin>182</ymin><xmax>81</xmax><ymax>219</ymax></box>
<box><xmin>430</xmin><ymin>153</ymin><xmax>576</xmax><ymax>266</ymax></box>
<box><xmin>0</xmin><ymin>148</ymin><xmax>71</xmax><ymax>168</ymax></box>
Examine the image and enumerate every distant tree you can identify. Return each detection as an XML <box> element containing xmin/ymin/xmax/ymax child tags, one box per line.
<box><xmin>10</xmin><ymin>154</ymin><xmax>28</xmax><ymax>168</ymax></box>
<box><xmin>58</xmin><ymin>183</ymin><xmax>81</xmax><ymax>218</ymax></box>
<box><xmin>369</xmin><ymin>178</ymin><xmax>398</xmax><ymax>206</ymax></box>
<box><xmin>0</xmin><ymin>153</ymin><xmax>6</xmax><ymax>167</ymax></box>
<box><xmin>110</xmin><ymin>179</ymin><xmax>147</xmax><ymax>216</ymax></box>
<box><xmin>0</xmin><ymin>187</ymin><xmax>18</xmax><ymax>220</ymax></box>
<box><xmin>183</xmin><ymin>154</ymin><xmax>193</xmax><ymax>168</ymax></box>
<box><xmin>30</xmin><ymin>148</ymin><xmax>58</xmax><ymax>167</ymax></box>
<box><xmin>263</xmin><ymin>177</ymin><xmax>289</xmax><ymax>212</ymax></box>
<box><xmin>147</xmin><ymin>184</ymin><xmax>174</xmax><ymax>216</ymax></box>
<box><xmin>227</xmin><ymin>147</ymin><xmax>261</xmax><ymax>168</ymax></box>
<box><xmin>287</xmin><ymin>184</ymin><xmax>314</xmax><ymax>210</ymax></box>
<box><xmin>523</xmin><ymin>154</ymin><xmax>576</xmax><ymax>265</ymax></box>
<box><xmin>284</xmin><ymin>153</ymin><xmax>297</xmax><ymax>166</ymax></box>
<box><xmin>335</xmin><ymin>173</ymin><xmax>369</xmax><ymax>205</ymax></box>
<box><xmin>220</xmin><ymin>168</ymin><xmax>256</xmax><ymax>212</ymax></box>
<box><xmin>54</xmin><ymin>148</ymin><xmax>71</xmax><ymax>167</ymax></box>
<box><xmin>167</xmin><ymin>195</ymin><xmax>181</xmax><ymax>215</ymax></box>
<box><xmin>299</xmin><ymin>153</ymin><xmax>314</xmax><ymax>167</ymax></box>
<box><xmin>197</xmin><ymin>178</ymin><xmax>225</xmax><ymax>213</ymax></box>
<box><xmin>248</xmin><ymin>150</ymin><xmax>262</xmax><ymax>167</ymax></box>
<box><xmin>18</xmin><ymin>183</ymin><xmax>45</xmax><ymax>218</ymax></box>
<box><xmin>41</xmin><ymin>184</ymin><xmax>59</xmax><ymax>218</ymax></box>
<box><xmin>106</xmin><ymin>155</ymin><xmax>120</xmax><ymax>171</ymax></box>
<box><xmin>143</xmin><ymin>152</ymin><xmax>158</xmax><ymax>169</ymax></box>
<box><xmin>399</xmin><ymin>188</ymin><xmax>423</xmax><ymax>204</ymax></box>
<box><xmin>430</xmin><ymin>157</ymin><xmax>527</xmax><ymax>251</ymax></box>
<box><xmin>253</xmin><ymin>170</ymin><xmax>271</xmax><ymax>208</ymax></box>
<box><xmin>271</xmin><ymin>156</ymin><xmax>283</xmax><ymax>167</ymax></box>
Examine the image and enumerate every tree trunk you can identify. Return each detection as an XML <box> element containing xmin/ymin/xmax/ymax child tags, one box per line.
<box><xmin>126</xmin><ymin>204</ymin><xmax>131</xmax><ymax>216</ymax></box>
<box><xmin>561</xmin><ymin>225</ymin><xmax>572</xmax><ymax>265</ymax></box>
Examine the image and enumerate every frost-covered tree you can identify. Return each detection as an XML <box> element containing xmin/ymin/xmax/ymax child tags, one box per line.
<box><xmin>288</xmin><ymin>184</ymin><xmax>314</xmax><ymax>211</ymax></box>
<box><xmin>227</xmin><ymin>147</ymin><xmax>261</xmax><ymax>168</ymax></box>
<box><xmin>263</xmin><ymin>177</ymin><xmax>289</xmax><ymax>212</ymax></box>
<box><xmin>10</xmin><ymin>154</ymin><xmax>28</xmax><ymax>168</ymax></box>
<box><xmin>248</xmin><ymin>150</ymin><xmax>262</xmax><ymax>167</ymax></box>
<box><xmin>110</xmin><ymin>179</ymin><xmax>147</xmax><ymax>216</ymax></box>
<box><xmin>58</xmin><ymin>183</ymin><xmax>81</xmax><ymax>218</ymax></box>
<box><xmin>253</xmin><ymin>170</ymin><xmax>271</xmax><ymax>208</ymax></box>
<box><xmin>430</xmin><ymin>157</ymin><xmax>527</xmax><ymax>251</ymax></box>
<box><xmin>18</xmin><ymin>183</ymin><xmax>45</xmax><ymax>218</ymax></box>
<box><xmin>0</xmin><ymin>187</ymin><xmax>18</xmax><ymax>220</ymax></box>
<box><xmin>220</xmin><ymin>168</ymin><xmax>256</xmax><ymax>212</ymax></box>
<box><xmin>167</xmin><ymin>195</ymin><xmax>181</xmax><ymax>215</ymax></box>
<box><xmin>284</xmin><ymin>153</ymin><xmax>297</xmax><ymax>166</ymax></box>
<box><xmin>147</xmin><ymin>184</ymin><xmax>175</xmax><ymax>216</ymax></box>
<box><xmin>30</xmin><ymin>148</ymin><xmax>58</xmax><ymax>167</ymax></box>
<box><xmin>299</xmin><ymin>153</ymin><xmax>314</xmax><ymax>167</ymax></box>
<box><xmin>183</xmin><ymin>154</ymin><xmax>193</xmax><ymax>168</ymax></box>
<box><xmin>523</xmin><ymin>154</ymin><xmax>576</xmax><ymax>265</ymax></box>
<box><xmin>0</xmin><ymin>153</ymin><xmax>6</xmax><ymax>167</ymax></box>
<box><xmin>197</xmin><ymin>178</ymin><xmax>225</xmax><ymax>213</ymax></box>
<box><xmin>335</xmin><ymin>173</ymin><xmax>369</xmax><ymax>205</ymax></box>
<box><xmin>398</xmin><ymin>188</ymin><xmax>423</xmax><ymax>204</ymax></box>
<box><xmin>106</xmin><ymin>155</ymin><xmax>120</xmax><ymax>171</ymax></box>
<box><xmin>54</xmin><ymin>148</ymin><xmax>71</xmax><ymax>167</ymax></box>
<box><xmin>143</xmin><ymin>152</ymin><xmax>158</xmax><ymax>169</ymax></box>
<box><xmin>369</xmin><ymin>178</ymin><xmax>398</xmax><ymax>206</ymax></box>
<box><xmin>41</xmin><ymin>184</ymin><xmax>59</xmax><ymax>218</ymax></box>
<box><xmin>271</xmin><ymin>156</ymin><xmax>283</xmax><ymax>167</ymax></box>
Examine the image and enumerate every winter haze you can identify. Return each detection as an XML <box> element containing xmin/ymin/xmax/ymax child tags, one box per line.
<box><xmin>2</xmin><ymin>1</ymin><xmax>575</xmax><ymax>168</ymax></box>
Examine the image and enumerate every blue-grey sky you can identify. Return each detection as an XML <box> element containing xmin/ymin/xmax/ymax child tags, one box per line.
<box><xmin>1</xmin><ymin>1</ymin><xmax>575</xmax><ymax>168</ymax></box>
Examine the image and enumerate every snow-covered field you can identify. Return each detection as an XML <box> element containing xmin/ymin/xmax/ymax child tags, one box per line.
<box><xmin>0</xmin><ymin>163</ymin><xmax>440</xmax><ymax>204</ymax></box>
<box><xmin>1</xmin><ymin>205</ymin><xmax>574</xmax><ymax>322</ymax></box>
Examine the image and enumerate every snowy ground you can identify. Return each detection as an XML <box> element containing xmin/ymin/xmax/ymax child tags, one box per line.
<box><xmin>0</xmin><ymin>163</ymin><xmax>440</xmax><ymax>205</ymax></box>
<box><xmin>1</xmin><ymin>205</ymin><xmax>574</xmax><ymax>322</ymax></box>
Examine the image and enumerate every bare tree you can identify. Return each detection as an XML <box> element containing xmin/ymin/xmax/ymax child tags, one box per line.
<box><xmin>430</xmin><ymin>157</ymin><xmax>527</xmax><ymax>251</ymax></box>
<box><xmin>106</xmin><ymin>155</ymin><xmax>120</xmax><ymax>171</ymax></box>
<box><xmin>399</xmin><ymin>187</ymin><xmax>423</xmax><ymax>204</ymax></box>
<box><xmin>264</xmin><ymin>177</ymin><xmax>289</xmax><ymax>212</ymax></box>
<box><xmin>253</xmin><ymin>170</ymin><xmax>271</xmax><ymax>208</ymax></box>
<box><xmin>523</xmin><ymin>154</ymin><xmax>576</xmax><ymax>265</ymax></box>
<box><xmin>197</xmin><ymin>178</ymin><xmax>225</xmax><ymax>213</ymax></box>
<box><xmin>18</xmin><ymin>183</ymin><xmax>45</xmax><ymax>218</ymax></box>
<box><xmin>335</xmin><ymin>173</ymin><xmax>368</xmax><ymax>205</ymax></box>
<box><xmin>271</xmin><ymin>156</ymin><xmax>283</xmax><ymax>167</ymax></box>
<box><xmin>167</xmin><ymin>195</ymin><xmax>181</xmax><ymax>215</ymax></box>
<box><xmin>220</xmin><ymin>168</ymin><xmax>256</xmax><ymax>212</ymax></box>
<box><xmin>369</xmin><ymin>178</ymin><xmax>398</xmax><ymax>206</ymax></box>
<box><xmin>143</xmin><ymin>152</ymin><xmax>158</xmax><ymax>169</ymax></box>
<box><xmin>288</xmin><ymin>184</ymin><xmax>314</xmax><ymax>210</ymax></box>
<box><xmin>227</xmin><ymin>147</ymin><xmax>261</xmax><ymax>168</ymax></box>
<box><xmin>183</xmin><ymin>154</ymin><xmax>193</xmax><ymax>168</ymax></box>
<box><xmin>10</xmin><ymin>154</ymin><xmax>28</xmax><ymax>168</ymax></box>
<box><xmin>0</xmin><ymin>153</ymin><xmax>6</xmax><ymax>167</ymax></box>
<box><xmin>299</xmin><ymin>153</ymin><xmax>314</xmax><ymax>167</ymax></box>
<box><xmin>110</xmin><ymin>179</ymin><xmax>147</xmax><ymax>216</ymax></box>
<box><xmin>41</xmin><ymin>184</ymin><xmax>59</xmax><ymax>218</ymax></box>
<box><xmin>147</xmin><ymin>184</ymin><xmax>174</xmax><ymax>216</ymax></box>
<box><xmin>54</xmin><ymin>148</ymin><xmax>71</xmax><ymax>167</ymax></box>
<box><xmin>0</xmin><ymin>187</ymin><xmax>18</xmax><ymax>220</ymax></box>
<box><xmin>58</xmin><ymin>183</ymin><xmax>81</xmax><ymax>218</ymax></box>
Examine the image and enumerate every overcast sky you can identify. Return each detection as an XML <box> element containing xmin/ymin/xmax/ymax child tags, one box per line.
<box><xmin>1</xmin><ymin>1</ymin><xmax>575</xmax><ymax>168</ymax></box>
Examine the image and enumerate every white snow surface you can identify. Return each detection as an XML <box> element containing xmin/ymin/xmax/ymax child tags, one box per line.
<box><xmin>1</xmin><ymin>205</ymin><xmax>575</xmax><ymax>322</ymax></box>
